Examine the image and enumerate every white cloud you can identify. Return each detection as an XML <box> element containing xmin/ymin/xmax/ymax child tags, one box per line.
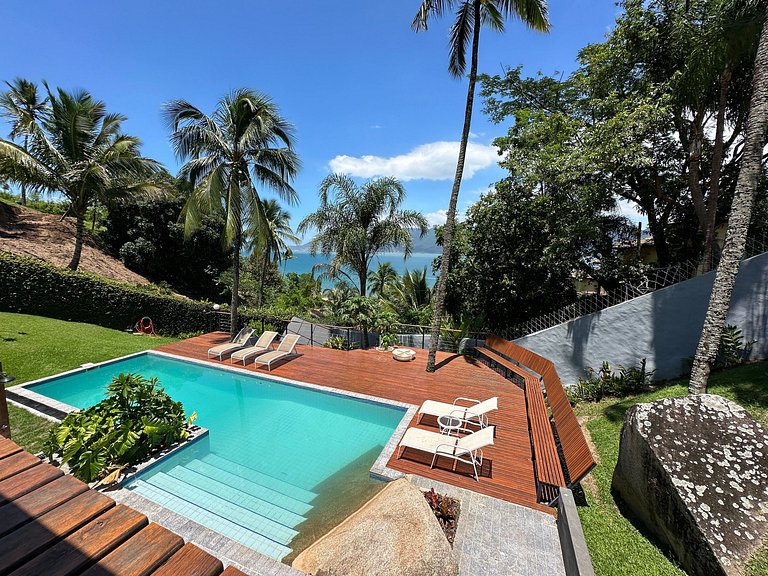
<box><xmin>616</xmin><ymin>198</ymin><xmax>647</xmax><ymax>225</ymax></box>
<box><xmin>328</xmin><ymin>141</ymin><xmax>498</xmax><ymax>181</ymax></box>
<box><xmin>424</xmin><ymin>209</ymin><xmax>449</xmax><ymax>227</ymax></box>
<box><xmin>370</xmin><ymin>124</ymin><xmax>382</xmax><ymax>129</ymax></box>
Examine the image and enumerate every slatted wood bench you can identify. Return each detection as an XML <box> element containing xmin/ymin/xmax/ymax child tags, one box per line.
<box><xmin>475</xmin><ymin>337</ymin><xmax>538</xmax><ymax>386</ymax></box>
<box><xmin>478</xmin><ymin>335</ymin><xmax>596</xmax><ymax>502</ymax></box>
<box><xmin>0</xmin><ymin>436</ymin><xmax>250</xmax><ymax>576</ymax></box>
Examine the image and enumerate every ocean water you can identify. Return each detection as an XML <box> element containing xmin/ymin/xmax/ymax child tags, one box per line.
<box><xmin>281</xmin><ymin>252</ymin><xmax>439</xmax><ymax>288</ymax></box>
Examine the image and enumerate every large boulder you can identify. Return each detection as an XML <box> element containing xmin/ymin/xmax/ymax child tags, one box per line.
<box><xmin>292</xmin><ymin>478</ymin><xmax>458</xmax><ymax>576</ymax></box>
<box><xmin>612</xmin><ymin>394</ymin><xmax>768</xmax><ymax>576</ymax></box>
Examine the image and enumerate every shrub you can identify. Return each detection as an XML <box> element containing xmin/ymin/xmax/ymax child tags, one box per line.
<box><xmin>716</xmin><ymin>324</ymin><xmax>755</xmax><ymax>369</ymax></box>
<box><xmin>323</xmin><ymin>335</ymin><xmax>358</xmax><ymax>350</ymax></box>
<box><xmin>0</xmin><ymin>251</ymin><xmax>217</xmax><ymax>335</ymax></box>
<box><xmin>45</xmin><ymin>373</ymin><xmax>196</xmax><ymax>483</ymax></box>
<box><xmin>571</xmin><ymin>359</ymin><xmax>655</xmax><ymax>403</ymax></box>
<box><xmin>424</xmin><ymin>488</ymin><xmax>460</xmax><ymax>544</ymax></box>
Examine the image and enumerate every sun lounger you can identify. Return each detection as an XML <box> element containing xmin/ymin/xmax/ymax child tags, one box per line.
<box><xmin>417</xmin><ymin>396</ymin><xmax>498</xmax><ymax>430</ymax></box>
<box><xmin>207</xmin><ymin>327</ymin><xmax>254</xmax><ymax>360</ymax></box>
<box><xmin>397</xmin><ymin>425</ymin><xmax>495</xmax><ymax>481</ymax></box>
<box><xmin>230</xmin><ymin>331</ymin><xmax>279</xmax><ymax>364</ymax></box>
<box><xmin>253</xmin><ymin>333</ymin><xmax>300</xmax><ymax>371</ymax></box>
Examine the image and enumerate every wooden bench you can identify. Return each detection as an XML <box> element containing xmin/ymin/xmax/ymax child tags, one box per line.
<box><xmin>475</xmin><ymin>339</ymin><xmax>537</xmax><ymax>385</ymax></box>
<box><xmin>477</xmin><ymin>335</ymin><xmax>596</xmax><ymax>501</ymax></box>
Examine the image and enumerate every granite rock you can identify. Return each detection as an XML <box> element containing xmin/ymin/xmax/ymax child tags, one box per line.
<box><xmin>612</xmin><ymin>394</ymin><xmax>768</xmax><ymax>576</ymax></box>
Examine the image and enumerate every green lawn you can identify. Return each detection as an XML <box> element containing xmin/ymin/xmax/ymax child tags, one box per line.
<box><xmin>1</xmin><ymin>312</ymin><xmax>176</xmax><ymax>452</ymax></box>
<box><xmin>575</xmin><ymin>362</ymin><xmax>768</xmax><ymax>576</ymax></box>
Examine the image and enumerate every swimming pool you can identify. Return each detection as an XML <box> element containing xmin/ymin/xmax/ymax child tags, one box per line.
<box><xmin>26</xmin><ymin>352</ymin><xmax>407</xmax><ymax>561</ymax></box>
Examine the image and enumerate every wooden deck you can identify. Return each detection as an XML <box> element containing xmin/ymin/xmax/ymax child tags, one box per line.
<box><xmin>0</xmin><ymin>435</ymin><xmax>248</xmax><ymax>576</ymax></box>
<box><xmin>155</xmin><ymin>332</ymin><xmax>551</xmax><ymax>514</ymax></box>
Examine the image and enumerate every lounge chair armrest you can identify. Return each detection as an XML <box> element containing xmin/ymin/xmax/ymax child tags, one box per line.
<box><xmin>453</xmin><ymin>397</ymin><xmax>481</xmax><ymax>406</ymax></box>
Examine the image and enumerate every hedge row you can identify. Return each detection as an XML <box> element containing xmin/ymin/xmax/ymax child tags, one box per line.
<box><xmin>0</xmin><ymin>251</ymin><xmax>218</xmax><ymax>336</ymax></box>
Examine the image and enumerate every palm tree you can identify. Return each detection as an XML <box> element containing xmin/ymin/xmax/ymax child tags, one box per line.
<box><xmin>0</xmin><ymin>79</ymin><xmax>49</xmax><ymax>206</ymax></box>
<box><xmin>0</xmin><ymin>86</ymin><xmax>165</xmax><ymax>269</ymax></box>
<box><xmin>165</xmin><ymin>89</ymin><xmax>300</xmax><ymax>334</ymax></box>
<box><xmin>390</xmin><ymin>267</ymin><xmax>433</xmax><ymax>324</ymax></box>
<box><xmin>298</xmin><ymin>173</ymin><xmax>428</xmax><ymax>297</ymax></box>
<box><xmin>368</xmin><ymin>261</ymin><xmax>398</xmax><ymax>297</ymax></box>
<box><xmin>247</xmin><ymin>198</ymin><xmax>299</xmax><ymax>307</ymax></box>
<box><xmin>413</xmin><ymin>0</ymin><xmax>550</xmax><ymax>371</ymax></box>
<box><xmin>689</xmin><ymin>6</ymin><xmax>768</xmax><ymax>394</ymax></box>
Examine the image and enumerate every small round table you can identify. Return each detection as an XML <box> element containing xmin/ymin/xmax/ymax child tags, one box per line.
<box><xmin>438</xmin><ymin>414</ymin><xmax>463</xmax><ymax>436</ymax></box>
<box><xmin>392</xmin><ymin>348</ymin><xmax>416</xmax><ymax>362</ymax></box>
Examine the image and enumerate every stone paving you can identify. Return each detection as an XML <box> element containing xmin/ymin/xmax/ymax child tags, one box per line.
<box><xmin>409</xmin><ymin>475</ymin><xmax>566</xmax><ymax>576</ymax></box>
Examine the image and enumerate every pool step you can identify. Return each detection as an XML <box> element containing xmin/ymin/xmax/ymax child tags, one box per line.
<box><xmin>129</xmin><ymin>479</ymin><xmax>292</xmax><ymax>561</ymax></box>
<box><xmin>184</xmin><ymin>459</ymin><xmax>313</xmax><ymax>517</ymax></box>
<box><xmin>168</xmin><ymin>464</ymin><xmax>306</xmax><ymax>528</ymax></box>
<box><xmin>201</xmin><ymin>452</ymin><xmax>317</xmax><ymax>503</ymax></box>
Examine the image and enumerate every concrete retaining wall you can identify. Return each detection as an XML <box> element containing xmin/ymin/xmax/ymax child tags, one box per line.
<box><xmin>514</xmin><ymin>252</ymin><xmax>768</xmax><ymax>386</ymax></box>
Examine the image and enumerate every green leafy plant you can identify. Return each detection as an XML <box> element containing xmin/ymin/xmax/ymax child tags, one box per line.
<box><xmin>45</xmin><ymin>373</ymin><xmax>196</xmax><ymax>483</ymax></box>
<box><xmin>716</xmin><ymin>324</ymin><xmax>755</xmax><ymax>369</ymax></box>
<box><xmin>378</xmin><ymin>332</ymin><xmax>399</xmax><ymax>349</ymax></box>
<box><xmin>323</xmin><ymin>335</ymin><xmax>358</xmax><ymax>351</ymax></box>
<box><xmin>572</xmin><ymin>359</ymin><xmax>655</xmax><ymax>404</ymax></box>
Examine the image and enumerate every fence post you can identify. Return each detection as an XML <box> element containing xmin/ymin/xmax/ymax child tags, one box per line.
<box><xmin>422</xmin><ymin>328</ymin><xmax>425</xmax><ymax>350</ymax></box>
<box><xmin>346</xmin><ymin>328</ymin><xmax>350</xmax><ymax>349</ymax></box>
<box><xmin>311</xmin><ymin>323</ymin><xmax>314</xmax><ymax>347</ymax></box>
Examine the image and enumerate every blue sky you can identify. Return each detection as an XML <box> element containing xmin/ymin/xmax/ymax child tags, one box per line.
<box><xmin>0</xmin><ymin>1</ymin><xmax>628</xmax><ymax>238</ymax></box>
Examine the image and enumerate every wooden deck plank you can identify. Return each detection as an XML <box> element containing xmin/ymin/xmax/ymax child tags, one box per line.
<box><xmin>0</xmin><ymin>475</ymin><xmax>87</xmax><ymax>538</ymax></box>
<box><xmin>0</xmin><ymin>438</ymin><xmax>22</xmax><ymax>460</ymax></box>
<box><xmin>0</xmin><ymin>452</ymin><xmax>41</xmax><ymax>482</ymax></box>
<box><xmin>80</xmin><ymin>523</ymin><xmax>184</xmax><ymax>576</ymax></box>
<box><xmin>220</xmin><ymin>567</ymin><xmax>248</xmax><ymax>576</ymax></box>
<box><xmin>150</xmin><ymin>543</ymin><xmax>223</xmax><ymax>576</ymax></box>
<box><xmin>10</xmin><ymin>505</ymin><xmax>148</xmax><ymax>576</ymax></box>
<box><xmin>154</xmin><ymin>332</ymin><xmax>549</xmax><ymax>512</ymax></box>
<box><xmin>0</xmin><ymin>463</ymin><xmax>62</xmax><ymax>505</ymax></box>
<box><xmin>0</xmin><ymin>490</ymin><xmax>114</xmax><ymax>573</ymax></box>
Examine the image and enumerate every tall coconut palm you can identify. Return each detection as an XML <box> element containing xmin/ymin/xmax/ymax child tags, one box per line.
<box><xmin>689</xmin><ymin>6</ymin><xmax>768</xmax><ymax>394</ymax></box>
<box><xmin>165</xmin><ymin>89</ymin><xmax>300</xmax><ymax>334</ymax></box>
<box><xmin>247</xmin><ymin>198</ymin><xmax>300</xmax><ymax>307</ymax></box>
<box><xmin>413</xmin><ymin>0</ymin><xmax>550</xmax><ymax>371</ymax></box>
<box><xmin>298</xmin><ymin>173</ymin><xmax>428</xmax><ymax>298</ymax></box>
<box><xmin>368</xmin><ymin>261</ymin><xmax>398</xmax><ymax>297</ymax></box>
<box><xmin>0</xmin><ymin>78</ymin><xmax>49</xmax><ymax>206</ymax></box>
<box><xmin>0</xmin><ymin>86</ymin><xmax>165</xmax><ymax>269</ymax></box>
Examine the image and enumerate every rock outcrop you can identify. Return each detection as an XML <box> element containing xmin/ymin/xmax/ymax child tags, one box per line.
<box><xmin>293</xmin><ymin>478</ymin><xmax>458</xmax><ymax>576</ymax></box>
<box><xmin>612</xmin><ymin>394</ymin><xmax>768</xmax><ymax>576</ymax></box>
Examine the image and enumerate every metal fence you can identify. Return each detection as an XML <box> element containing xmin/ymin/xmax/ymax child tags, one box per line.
<box><xmin>498</xmin><ymin>234</ymin><xmax>768</xmax><ymax>341</ymax></box>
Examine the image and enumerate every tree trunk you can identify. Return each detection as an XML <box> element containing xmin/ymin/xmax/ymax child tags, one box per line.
<box><xmin>20</xmin><ymin>135</ymin><xmax>27</xmax><ymax>206</ymax></box>
<box><xmin>359</xmin><ymin>271</ymin><xmax>369</xmax><ymax>348</ymax></box>
<box><xmin>426</xmin><ymin>0</ymin><xmax>481</xmax><ymax>372</ymax></box>
<box><xmin>702</xmin><ymin>68</ymin><xmax>732</xmax><ymax>273</ymax></box>
<box><xmin>687</xmin><ymin>109</ymin><xmax>707</xmax><ymax>233</ymax></box>
<box><xmin>689</xmin><ymin>14</ymin><xmax>768</xmax><ymax>395</ymax></box>
<box><xmin>67</xmin><ymin>214</ymin><xmax>85</xmax><ymax>270</ymax></box>
<box><xmin>231</xmin><ymin>229</ymin><xmax>241</xmax><ymax>336</ymax></box>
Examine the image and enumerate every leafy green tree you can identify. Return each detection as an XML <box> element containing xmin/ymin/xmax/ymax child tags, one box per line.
<box><xmin>412</xmin><ymin>0</ymin><xmax>550</xmax><ymax>371</ymax></box>
<box><xmin>338</xmin><ymin>295</ymin><xmax>389</xmax><ymax>349</ymax></box>
<box><xmin>388</xmin><ymin>268</ymin><xmax>433</xmax><ymax>325</ymax></box>
<box><xmin>247</xmin><ymin>198</ymin><xmax>299</xmax><ymax>307</ymax></box>
<box><xmin>368</xmin><ymin>262</ymin><xmax>398</xmax><ymax>297</ymax></box>
<box><xmin>0</xmin><ymin>86</ymin><xmax>165</xmax><ymax>270</ymax></box>
<box><xmin>0</xmin><ymin>78</ymin><xmax>49</xmax><ymax>206</ymax></box>
<box><xmin>690</xmin><ymin>4</ymin><xmax>768</xmax><ymax>394</ymax></box>
<box><xmin>298</xmin><ymin>173</ymin><xmax>427</xmax><ymax>298</ymax></box>
<box><xmin>322</xmin><ymin>283</ymin><xmax>356</xmax><ymax>320</ymax></box>
<box><xmin>165</xmin><ymin>89</ymin><xmax>300</xmax><ymax>334</ymax></box>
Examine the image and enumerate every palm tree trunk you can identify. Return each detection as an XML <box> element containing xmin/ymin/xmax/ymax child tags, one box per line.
<box><xmin>68</xmin><ymin>214</ymin><xmax>86</xmax><ymax>270</ymax></box>
<box><xmin>689</xmin><ymin>14</ymin><xmax>768</xmax><ymax>395</ymax></box>
<box><xmin>426</xmin><ymin>0</ymin><xmax>481</xmax><ymax>372</ymax></box>
<box><xmin>231</xmin><ymin>229</ymin><xmax>241</xmax><ymax>336</ymax></box>
<box><xmin>20</xmin><ymin>136</ymin><xmax>28</xmax><ymax>206</ymax></box>
<box><xmin>359</xmin><ymin>271</ymin><xmax>370</xmax><ymax>348</ymax></box>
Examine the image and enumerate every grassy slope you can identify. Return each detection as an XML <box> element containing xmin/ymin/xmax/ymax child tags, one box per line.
<box><xmin>1</xmin><ymin>312</ymin><xmax>176</xmax><ymax>452</ymax></box>
<box><xmin>0</xmin><ymin>312</ymin><xmax>176</xmax><ymax>385</ymax></box>
<box><xmin>575</xmin><ymin>362</ymin><xmax>768</xmax><ymax>576</ymax></box>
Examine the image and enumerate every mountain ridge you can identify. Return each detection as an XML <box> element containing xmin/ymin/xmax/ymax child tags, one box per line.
<box><xmin>292</xmin><ymin>228</ymin><xmax>440</xmax><ymax>254</ymax></box>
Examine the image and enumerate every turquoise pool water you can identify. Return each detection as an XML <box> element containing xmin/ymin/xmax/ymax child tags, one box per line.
<box><xmin>28</xmin><ymin>352</ymin><xmax>405</xmax><ymax>560</ymax></box>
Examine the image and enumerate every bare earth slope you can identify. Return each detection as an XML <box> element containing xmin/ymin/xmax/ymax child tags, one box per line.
<box><xmin>0</xmin><ymin>201</ymin><xmax>150</xmax><ymax>285</ymax></box>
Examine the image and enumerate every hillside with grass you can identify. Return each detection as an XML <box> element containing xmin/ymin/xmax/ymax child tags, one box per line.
<box><xmin>0</xmin><ymin>199</ymin><xmax>151</xmax><ymax>285</ymax></box>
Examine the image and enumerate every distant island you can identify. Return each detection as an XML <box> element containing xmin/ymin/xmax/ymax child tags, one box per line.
<box><xmin>292</xmin><ymin>228</ymin><xmax>440</xmax><ymax>255</ymax></box>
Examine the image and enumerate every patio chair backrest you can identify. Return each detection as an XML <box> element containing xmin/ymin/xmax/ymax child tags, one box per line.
<box><xmin>458</xmin><ymin>425</ymin><xmax>495</xmax><ymax>451</ymax></box>
<box><xmin>474</xmin><ymin>397</ymin><xmax>498</xmax><ymax>414</ymax></box>
<box><xmin>232</xmin><ymin>327</ymin><xmax>252</xmax><ymax>344</ymax></box>
<box><xmin>277</xmin><ymin>333</ymin><xmax>300</xmax><ymax>353</ymax></box>
<box><xmin>254</xmin><ymin>331</ymin><xmax>278</xmax><ymax>348</ymax></box>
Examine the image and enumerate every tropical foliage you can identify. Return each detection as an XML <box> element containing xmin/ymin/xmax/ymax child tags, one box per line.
<box><xmin>165</xmin><ymin>89</ymin><xmax>300</xmax><ymax>333</ymax></box>
<box><xmin>45</xmin><ymin>373</ymin><xmax>195</xmax><ymax>483</ymax></box>
<box><xmin>0</xmin><ymin>84</ymin><xmax>166</xmax><ymax>270</ymax></box>
<box><xmin>298</xmin><ymin>173</ymin><xmax>427</xmax><ymax>297</ymax></box>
